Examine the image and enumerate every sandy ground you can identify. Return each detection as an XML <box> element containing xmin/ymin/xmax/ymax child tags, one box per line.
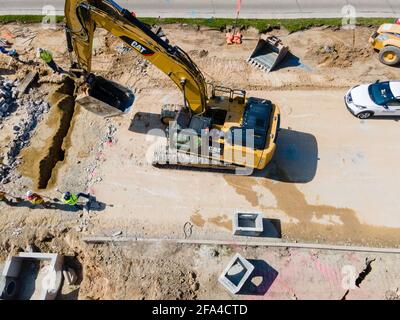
<box><xmin>1</xmin><ymin>22</ymin><xmax>400</xmax><ymax>299</ymax></box>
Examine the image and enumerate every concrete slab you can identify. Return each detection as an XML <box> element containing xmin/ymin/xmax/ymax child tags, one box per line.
<box><xmin>17</xmin><ymin>71</ymin><xmax>38</xmax><ymax>97</ymax></box>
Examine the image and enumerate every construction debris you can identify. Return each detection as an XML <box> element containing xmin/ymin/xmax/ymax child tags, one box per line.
<box><xmin>16</xmin><ymin>71</ymin><xmax>38</xmax><ymax>97</ymax></box>
<box><xmin>0</xmin><ymin>78</ymin><xmax>17</xmax><ymax>119</ymax></box>
<box><xmin>111</xmin><ymin>231</ymin><xmax>123</xmax><ymax>237</ymax></box>
<box><xmin>0</xmin><ymin>77</ymin><xmax>49</xmax><ymax>184</ymax></box>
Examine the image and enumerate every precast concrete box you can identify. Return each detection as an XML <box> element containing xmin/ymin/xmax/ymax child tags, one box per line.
<box><xmin>218</xmin><ymin>253</ymin><xmax>255</xmax><ymax>294</ymax></box>
<box><xmin>233</xmin><ymin>212</ymin><xmax>264</xmax><ymax>236</ymax></box>
<box><xmin>0</xmin><ymin>252</ymin><xmax>64</xmax><ymax>300</ymax></box>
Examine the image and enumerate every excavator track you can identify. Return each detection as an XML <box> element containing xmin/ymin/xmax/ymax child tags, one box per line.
<box><xmin>152</xmin><ymin>145</ymin><xmax>238</xmax><ymax>173</ymax></box>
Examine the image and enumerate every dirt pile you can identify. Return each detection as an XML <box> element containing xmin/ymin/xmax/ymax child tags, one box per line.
<box><xmin>307</xmin><ymin>42</ymin><xmax>373</xmax><ymax>68</ymax></box>
<box><xmin>79</xmin><ymin>244</ymin><xmax>200</xmax><ymax>300</ymax></box>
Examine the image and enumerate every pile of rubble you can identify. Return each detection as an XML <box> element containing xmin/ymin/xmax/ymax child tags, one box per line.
<box><xmin>7</xmin><ymin>98</ymin><xmax>49</xmax><ymax>161</ymax></box>
<box><xmin>0</xmin><ymin>79</ymin><xmax>18</xmax><ymax>120</ymax></box>
<box><xmin>0</xmin><ymin>79</ymin><xmax>49</xmax><ymax>184</ymax></box>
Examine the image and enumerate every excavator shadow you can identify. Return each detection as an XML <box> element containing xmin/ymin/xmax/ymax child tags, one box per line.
<box><xmin>255</xmin><ymin>129</ymin><xmax>319</xmax><ymax>183</ymax></box>
<box><xmin>273</xmin><ymin>52</ymin><xmax>312</xmax><ymax>72</ymax></box>
<box><xmin>128</xmin><ymin>112</ymin><xmax>165</xmax><ymax>135</ymax></box>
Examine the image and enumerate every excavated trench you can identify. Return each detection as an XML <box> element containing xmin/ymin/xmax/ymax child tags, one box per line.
<box><xmin>20</xmin><ymin>77</ymin><xmax>76</xmax><ymax>189</ymax></box>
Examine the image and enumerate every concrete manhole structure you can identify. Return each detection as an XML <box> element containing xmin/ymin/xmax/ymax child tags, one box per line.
<box><xmin>0</xmin><ymin>252</ymin><xmax>64</xmax><ymax>300</ymax></box>
<box><xmin>233</xmin><ymin>212</ymin><xmax>264</xmax><ymax>237</ymax></box>
<box><xmin>218</xmin><ymin>253</ymin><xmax>255</xmax><ymax>294</ymax></box>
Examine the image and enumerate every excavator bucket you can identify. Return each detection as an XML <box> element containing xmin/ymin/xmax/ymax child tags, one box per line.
<box><xmin>75</xmin><ymin>75</ymin><xmax>135</xmax><ymax>117</ymax></box>
<box><xmin>247</xmin><ymin>35</ymin><xmax>289</xmax><ymax>73</ymax></box>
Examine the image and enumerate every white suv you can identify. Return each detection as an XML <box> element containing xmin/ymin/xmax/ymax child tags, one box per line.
<box><xmin>345</xmin><ymin>80</ymin><xmax>400</xmax><ymax>119</ymax></box>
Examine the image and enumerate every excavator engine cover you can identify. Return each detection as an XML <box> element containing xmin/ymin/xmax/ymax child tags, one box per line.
<box><xmin>76</xmin><ymin>75</ymin><xmax>135</xmax><ymax>117</ymax></box>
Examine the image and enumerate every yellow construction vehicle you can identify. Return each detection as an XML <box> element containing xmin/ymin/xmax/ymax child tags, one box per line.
<box><xmin>370</xmin><ymin>23</ymin><xmax>400</xmax><ymax>66</ymax></box>
<box><xmin>64</xmin><ymin>0</ymin><xmax>280</xmax><ymax>171</ymax></box>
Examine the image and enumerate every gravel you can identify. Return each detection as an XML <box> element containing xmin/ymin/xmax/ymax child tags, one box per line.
<box><xmin>0</xmin><ymin>79</ymin><xmax>18</xmax><ymax>119</ymax></box>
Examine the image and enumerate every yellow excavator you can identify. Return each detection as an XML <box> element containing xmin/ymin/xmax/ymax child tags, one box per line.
<box><xmin>64</xmin><ymin>0</ymin><xmax>280</xmax><ymax>171</ymax></box>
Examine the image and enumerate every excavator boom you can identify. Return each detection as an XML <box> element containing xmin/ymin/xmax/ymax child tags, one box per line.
<box><xmin>65</xmin><ymin>0</ymin><xmax>207</xmax><ymax>114</ymax></box>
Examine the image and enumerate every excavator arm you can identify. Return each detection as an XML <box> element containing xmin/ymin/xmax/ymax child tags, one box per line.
<box><xmin>65</xmin><ymin>0</ymin><xmax>207</xmax><ymax>114</ymax></box>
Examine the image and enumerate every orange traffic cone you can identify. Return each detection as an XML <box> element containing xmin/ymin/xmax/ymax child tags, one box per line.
<box><xmin>226</xmin><ymin>32</ymin><xmax>234</xmax><ymax>45</ymax></box>
<box><xmin>233</xmin><ymin>31</ymin><xmax>242</xmax><ymax>44</ymax></box>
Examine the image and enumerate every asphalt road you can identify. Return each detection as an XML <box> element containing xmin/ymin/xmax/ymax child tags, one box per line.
<box><xmin>1</xmin><ymin>0</ymin><xmax>400</xmax><ymax>18</ymax></box>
